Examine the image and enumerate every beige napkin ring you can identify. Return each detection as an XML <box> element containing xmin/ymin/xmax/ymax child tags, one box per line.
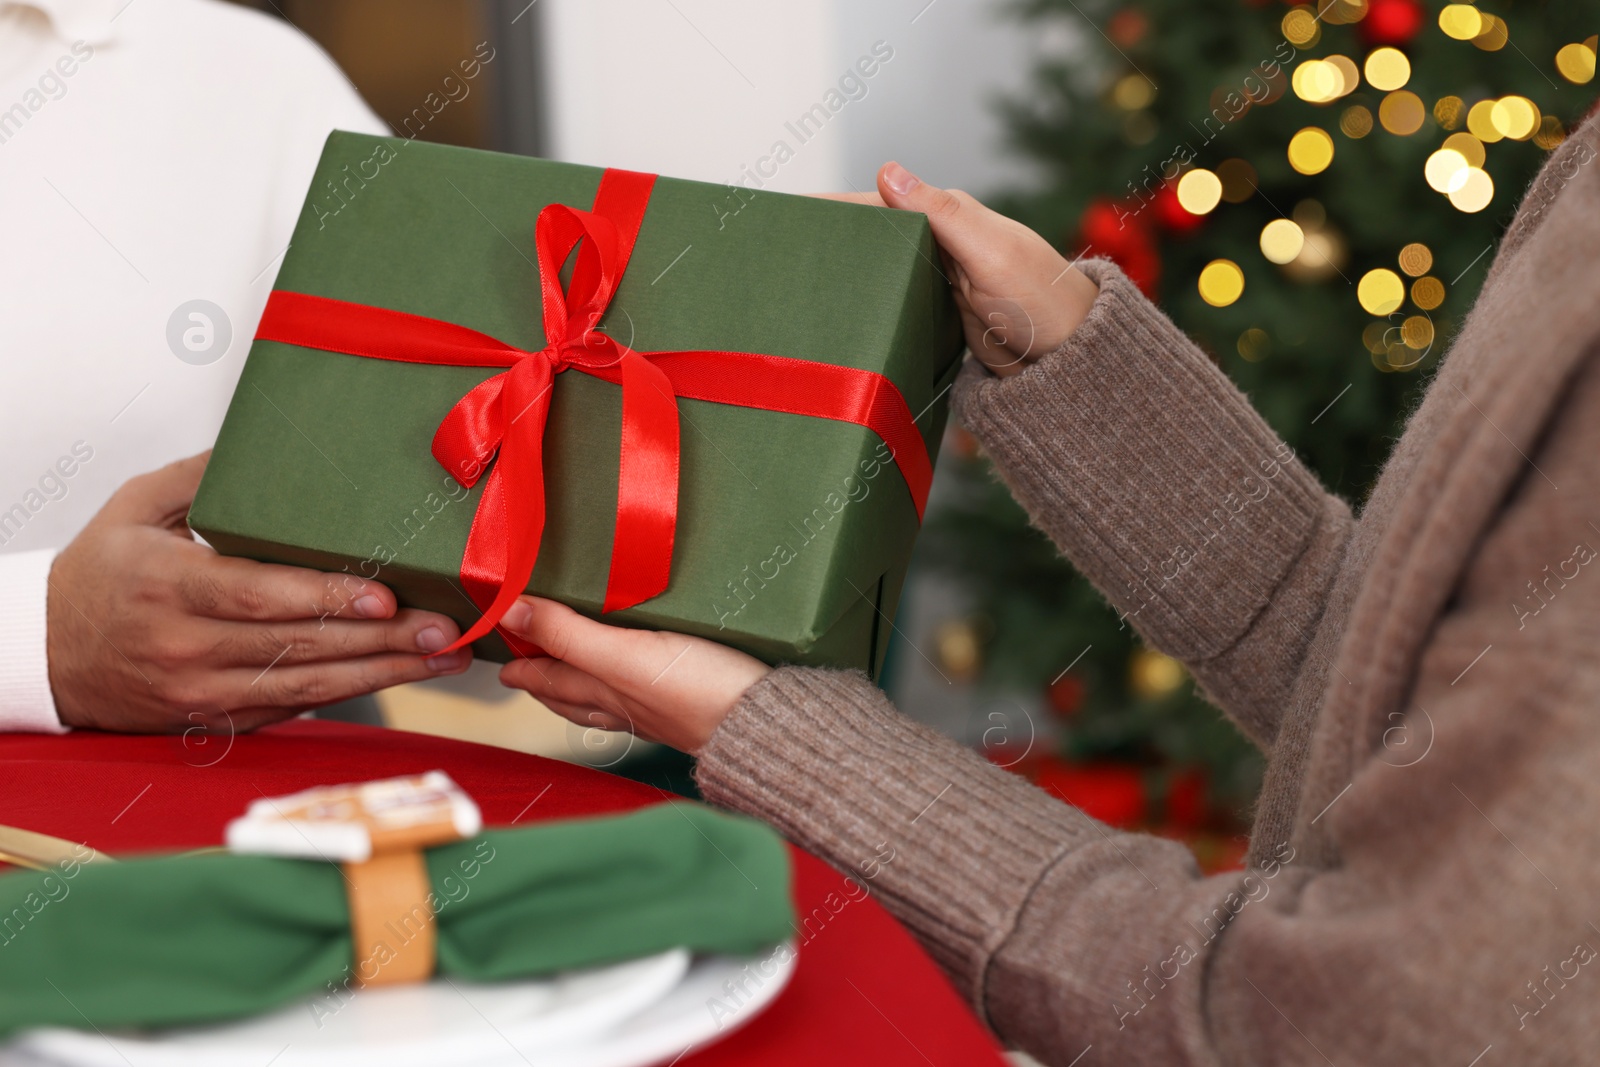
<box><xmin>342</xmin><ymin>848</ymin><xmax>437</xmax><ymax>986</ymax></box>
<box><xmin>225</xmin><ymin>771</ymin><xmax>482</xmax><ymax>988</ymax></box>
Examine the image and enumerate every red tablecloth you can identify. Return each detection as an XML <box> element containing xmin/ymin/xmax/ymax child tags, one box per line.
<box><xmin>0</xmin><ymin>719</ymin><xmax>1007</xmax><ymax>1066</ymax></box>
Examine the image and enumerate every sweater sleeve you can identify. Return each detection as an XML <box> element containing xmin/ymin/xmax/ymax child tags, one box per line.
<box><xmin>0</xmin><ymin>549</ymin><xmax>66</xmax><ymax>733</ymax></box>
<box><xmin>696</xmin><ymin>668</ymin><xmax>1266</xmax><ymax>1066</ymax></box>
<box><xmin>952</xmin><ymin>259</ymin><xmax>1352</xmax><ymax>747</ymax></box>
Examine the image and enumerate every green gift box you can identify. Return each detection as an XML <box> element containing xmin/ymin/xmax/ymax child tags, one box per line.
<box><xmin>190</xmin><ymin>131</ymin><xmax>962</xmax><ymax>675</ymax></box>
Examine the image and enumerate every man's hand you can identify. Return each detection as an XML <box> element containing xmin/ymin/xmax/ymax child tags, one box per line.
<box><xmin>47</xmin><ymin>453</ymin><xmax>471</xmax><ymax>733</ymax></box>
<box><xmin>820</xmin><ymin>162</ymin><xmax>1099</xmax><ymax>377</ymax></box>
<box><xmin>497</xmin><ymin>596</ymin><xmax>770</xmax><ymax>754</ymax></box>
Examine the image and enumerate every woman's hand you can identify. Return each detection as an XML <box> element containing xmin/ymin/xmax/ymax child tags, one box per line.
<box><xmin>822</xmin><ymin>162</ymin><xmax>1098</xmax><ymax>377</ymax></box>
<box><xmin>497</xmin><ymin>597</ymin><xmax>771</xmax><ymax>753</ymax></box>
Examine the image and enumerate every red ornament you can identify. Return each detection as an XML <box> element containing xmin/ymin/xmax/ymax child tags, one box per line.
<box><xmin>1361</xmin><ymin>0</ymin><xmax>1424</xmax><ymax>47</ymax></box>
<box><xmin>1078</xmin><ymin>197</ymin><xmax>1134</xmax><ymax>248</ymax></box>
<box><xmin>1152</xmin><ymin>183</ymin><xmax>1206</xmax><ymax>235</ymax></box>
<box><xmin>1117</xmin><ymin>244</ymin><xmax>1162</xmax><ymax>299</ymax></box>
<box><xmin>1046</xmin><ymin>672</ymin><xmax>1086</xmax><ymax>716</ymax></box>
<box><xmin>1164</xmin><ymin>769</ymin><xmax>1209</xmax><ymax>830</ymax></box>
<box><xmin>1076</xmin><ymin>197</ymin><xmax>1162</xmax><ymax>298</ymax></box>
<box><xmin>1107</xmin><ymin>8</ymin><xmax>1149</xmax><ymax>49</ymax></box>
<box><xmin>1033</xmin><ymin>760</ymin><xmax>1147</xmax><ymax>829</ymax></box>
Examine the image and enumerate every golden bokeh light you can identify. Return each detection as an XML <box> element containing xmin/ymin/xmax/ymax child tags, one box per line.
<box><xmin>1438</xmin><ymin>4</ymin><xmax>1483</xmax><ymax>41</ymax></box>
<box><xmin>1379</xmin><ymin>91</ymin><xmax>1426</xmax><ymax>136</ymax></box>
<box><xmin>1284</xmin><ymin>228</ymin><xmax>1346</xmax><ymax>283</ymax></box>
<box><xmin>1198</xmin><ymin>260</ymin><xmax>1246</xmax><ymax>307</ymax></box>
<box><xmin>1434</xmin><ymin>96</ymin><xmax>1465</xmax><ymax>130</ymax></box>
<box><xmin>1490</xmin><ymin>96</ymin><xmax>1540</xmax><ymax>140</ymax></box>
<box><xmin>1321</xmin><ymin>0</ymin><xmax>1369</xmax><ymax>25</ymax></box>
<box><xmin>1442</xmin><ymin>131</ymin><xmax>1486</xmax><ymax>167</ymax></box>
<box><xmin>933</xmin><ymin>619</ymin><xmax>981</xmax><ymax>680</ymax></box>
<box><xmin>1424</xmin><ymin>148</ymin><xmax>1469</xmax><ymax>193</ymax></box>
<box><xmin>1398</xmin><ymin>243</ymin><xmax>1433</xmax><ymax>277</ymax></box>
<box><xmin>1114</xmin><ymin>73</ymin><xmax>1157</xmax><ymax>110</ymax></box>
<box><xmin>1288</xmin><ymin>127</ymin><xmax>1336</xmax><ymax>174</ymax></box>
<box><xmin>1412</xmin><ymin>276</ymin><xmax>1446</xmax><ymax>310</ymax></box>
<box><xmin>1282</xmin><ymin>8</ymin><xmax>1321</xmax><ymax>47</ymax></box>
<box><xmin>1216</xmin><ymin>158</ymin><xmax>1258</xmax><ymax>203</ymax></box>
<box><xmin>1411</xmin><ymin>277</ymin><xmax>1446</xmax><ymax>311</ymax></box>
<box><xmin>1467</xmin><ymin>99</ymin><xmax>1504</xmax><ymax>143</ymax></box>
<box><xmin>1293</xmin><ymin>60</ymin><xmax>1347</xmax><ymax>103</ymax></box>
<box><xmin>1358</xmin><ymin>269</ymin><xmax>1406</xmax><ymax>315</ymax></box>
<box><xmin>1473</xmin><ymin>14</ymin><xmax>1508</xmax><ymax>52</ymax></box>
<box><xmin>1129</xmin><ymin>648</ymin><xmax>1187</xmax><ymax>699</ymax></box>
<box><xmin>1374</xmin><ymin>342</ymin><xmax>1416</xmax><ymax>373</ymax></box>
<box><xmin>1340</xmin><ymin>105</ymin><xmax>1374</xmax><ymax>138</ymax></box>
<box><xmin>1556</xmin><ymin>42</ymin><xmax>1597</xmax><ymax>85</ymax></box>
<box><xmin>1176</xmin><ymin>168</ymin><xmax>1224</xmax><ymax>215</ymax></box>
<box><xmin>1260</xmin><ymin>219</ymin><xmax>1307</xmax><ymax>265</ymax></box>
<box><xmin>1362</xmin><ymin>320</ymin><xmax>1390</xmax><ymax>354</ymax></box>
<box><xmin>1401</xmin><ymin>315</ymin><xmax>1435</xmax><ymax>350</ymax></box>
<box><xmin>1534</xmin><ymin>116</ymin><xmax>1568</xmax><ymax>151</ymax></box>
<box><xmin>1365</xmin><ymin>48</ymin><xmax>1412</xmax><ymax>92</ymax></box>
<box><xmin>1385</xmin><ymin>337</ymin><xmax>1427</xmax><ymax>371</ymax></box>
<box><xmin>1328</xmin><ymin>56</ymin><xmax>1361</xmax><ymax>96</ymax></box>
<box><xmin>1448</xmin><ymin>167</ymin><xmax>1495</xmax><ymax>213</ymax></box>
<box><xmin>1237</xmin><ymin>328</ymin><xmax>1271</xmax><ymax>362</ymax></box>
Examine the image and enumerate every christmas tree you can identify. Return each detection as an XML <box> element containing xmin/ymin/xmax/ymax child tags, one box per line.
<box><xmin>921</xmin><ymin>0</ymin><xmax>1597</xmax><ymax>858</ymax></box>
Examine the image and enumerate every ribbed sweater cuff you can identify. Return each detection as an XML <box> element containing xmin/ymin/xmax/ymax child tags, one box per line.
<box><xmin>696</xmin><ymin>666</ymin><xmax>1105</xmax><ymax>1018</ymax></box>
<box><xmin>952</xmin><ymin>259</ymin><xmax>1326</xmax><ymax>662</ymax></box>
<box><xmin>0</xmin><ymin>549</ymin><xmax>67</xmax><ymax>733</ymax></box>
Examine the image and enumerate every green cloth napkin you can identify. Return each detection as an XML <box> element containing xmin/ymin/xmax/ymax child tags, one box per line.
<box><xmin>0</xmin><ymin>803</ymin><xmax>792</xmax><ymax>1036</ymax></box>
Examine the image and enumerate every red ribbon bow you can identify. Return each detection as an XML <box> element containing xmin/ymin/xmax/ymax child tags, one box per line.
<box><xmin>257</xmin><ymin>169</ymin><xmax>933</xmax><ymax>654</ymax></box>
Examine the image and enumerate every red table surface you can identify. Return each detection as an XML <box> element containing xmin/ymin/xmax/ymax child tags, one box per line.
<box><xmin>0</xmin><ymin>719</ymin><xmax>1006</xmax><ymax>1066</ymax></box>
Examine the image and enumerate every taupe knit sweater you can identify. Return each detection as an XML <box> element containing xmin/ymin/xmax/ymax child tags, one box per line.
<box><xmin>695</xmin><ymin>118</ymin><xmax>1600</xmax><ymax>1065</ymax></box>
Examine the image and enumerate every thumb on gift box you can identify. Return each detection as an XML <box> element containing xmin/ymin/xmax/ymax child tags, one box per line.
<box><xmin>872</xmin><ymin>162</ymin><xmax>1098</xmax><ymax>373</ymax></box>
<box><xmin>876</xmin><ymin>163</ymin><xmax>997</xmax><ymax>269</ymax></box>
<box><xmin>809</xmin><ymin>164</ymin><xmax>1006</xmax><ymax>273</ymax></box>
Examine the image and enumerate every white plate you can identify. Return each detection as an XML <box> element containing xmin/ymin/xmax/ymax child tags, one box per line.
<box><xmin>2</xmin><ymin>942</ymin><xmax>797</xmax><ymax>1067</ymax></box>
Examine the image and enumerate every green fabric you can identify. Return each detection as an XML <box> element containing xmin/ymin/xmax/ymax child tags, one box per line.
<box><xmin>189</xmin><ymin>131</ymin><xmax>964</xmax><ymax>676</ymax></box>
<box><xmin>0</xmin><ymin>804</ymin><xmax>792</xmax><ymax>1036</ymax></box>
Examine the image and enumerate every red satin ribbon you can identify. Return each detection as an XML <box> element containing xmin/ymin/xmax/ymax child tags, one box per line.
<box><xmin>256</xmin><ymin>169</ymin><xmax>932</xmax><ymax>654</ymax></box>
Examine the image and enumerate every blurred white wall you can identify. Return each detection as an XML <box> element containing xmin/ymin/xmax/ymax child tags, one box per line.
<box><xmin>540</xmin><ymin>0</ymin><xmax>1045</xmax><ymax>198</ymax></box>
<box><xmin>829</xmin><ymin>0</ymin><xmax>1053</xmax><ymax>194</ymax></box>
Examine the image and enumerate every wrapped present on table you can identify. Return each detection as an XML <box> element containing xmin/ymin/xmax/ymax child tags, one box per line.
<box><xmin>190</xmin><ymin>132</ymin><xmax>964</xmax><ymax>674</ymax></box>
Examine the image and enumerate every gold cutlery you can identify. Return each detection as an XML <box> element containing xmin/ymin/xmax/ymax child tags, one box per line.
<box><xmin>0</xmin><ymin>823</ymin><xmax>117</xmax><ymax>872</ymax></box>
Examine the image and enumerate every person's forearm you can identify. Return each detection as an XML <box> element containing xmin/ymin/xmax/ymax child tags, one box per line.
<box><xmin>695</xmin><ymin>668</ymin><xmax>1133</xmax><ymax>1001</ymax></box>
<box><xmin>694</xmin><ymin>667</ymin><xmax>1261</xmax><ymax>1066</ymax></box>
<box><xmin>952</xmin><ymin>259</ymin><xmax>1352</xmax><ymax>747</ymax></box>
